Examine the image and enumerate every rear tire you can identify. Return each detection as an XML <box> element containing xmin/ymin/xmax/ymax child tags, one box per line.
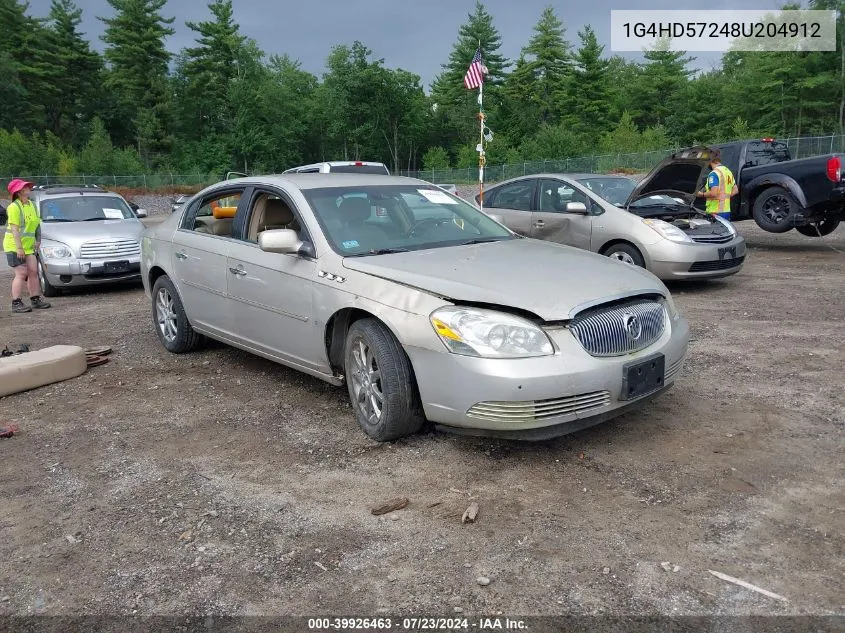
<box><xmin>603</xmin><ymin>243</ymin><xmax>645</xmax><ymax>268</ymax></box>
<box><xmin>344</xmin><ymin>318</ymin><xmax>425</xmax><ymax>442</ymax></box>
<box><xmin>795</xmin><ymin>218</ymin><xmax>840</xmax><ymax>237</ymax></box>
<box><xmin>752</xmin><ymin>188</ymin><xmax>800</xmax><ymax>233</ymax></box>
<box><xmin>151</xmin><ymin>275</ymin><xmax>203</xmax><ymax>353</ymax></box>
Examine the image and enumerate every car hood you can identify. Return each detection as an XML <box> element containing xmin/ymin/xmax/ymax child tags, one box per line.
<box><xmin>41</xmin><ymin>220</ymin><xmax>144</xmax><ymax>246</ymax></box>
<box><xmin>625</xmin><ymin>145</ymin><xmax>718</xmax><ymax>207</ymax></box>
<box><xmin>342</xmin><ymin>239</ymin><xmax>667</xmax><ymax>321</ymax></box>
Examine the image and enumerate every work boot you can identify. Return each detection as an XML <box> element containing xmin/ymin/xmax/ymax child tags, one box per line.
<box><xmin>11</xmin><ymin>298</ymin><xmax>31</xmax><ymax>313</ymax></box>
<box><xmin>30</xmin><ymin>296</ymin><xmax>51</xmax><ymax>310</ymax></box>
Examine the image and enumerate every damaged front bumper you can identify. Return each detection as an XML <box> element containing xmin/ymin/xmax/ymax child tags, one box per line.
<box><xmin>405</xmin><ymin>314</ymin><xmax>689</xmax><ymax>440</ymax></box>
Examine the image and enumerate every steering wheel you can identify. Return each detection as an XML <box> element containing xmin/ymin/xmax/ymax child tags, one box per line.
<box><xmin>407</xmin><ymin>217</ymin><xmax>455</xmax><ymax>237</ymax></box>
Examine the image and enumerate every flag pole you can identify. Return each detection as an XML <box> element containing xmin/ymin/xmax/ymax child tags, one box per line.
<box><xmin>478</xmin><ymin>41</ymin><xmax>485</xmax><ymax>212</ymax></box>
<box><xmin>479</xmin><ymin>79</ymin><xmax>485</xmax><ymax>211</ymax></box>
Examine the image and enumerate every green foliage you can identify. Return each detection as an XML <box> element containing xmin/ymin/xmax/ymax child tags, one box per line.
<box><xmin>3</xmin><ymin>0</ymin><xmax>845</xmax><ymax>183</ymax></box>
<box><xmin>423</xmin><ymin>146</ymin><xmax>451</xmax><ymax>170</ymax></box>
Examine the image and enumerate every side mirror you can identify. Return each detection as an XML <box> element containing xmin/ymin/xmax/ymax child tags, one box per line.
<box><xmin>566</xmin><ymin>202</ymin><xmax>588</xmax><ymax>214</ymax></box>
<box><xmin>258</xmin><ymin>229</ymin><xmax>314</xmax><ymax>257</ymax></box>
<box><xmin>136</xmin><ymin>208</ymin><xmax>148</xmax><ymax>218</ymax></box>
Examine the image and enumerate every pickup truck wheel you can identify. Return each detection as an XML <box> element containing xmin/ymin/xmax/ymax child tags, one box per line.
<box><xmin>795</xmin><ymin>218</ymin><xmax>840</xmax><ymax>237</ymax></box>
<box><xmin>752</xmin><ymin>188</ymin><xmax>800</xmax><ymax>233</ymax></box>
<box><xmin>37</xmin><ymin>260</ymin><xmax>60</xmax><ymax>297</ymax></box>
<box><xmin>602</xmin><ymin>243</ymin><xmax>645</xmax><ymax>268</ymax></box>
<box><xmin>151</xmin><ymin>275</ymin><xmax>203</xmax><ymax>353</ymax></box>
<box><xmin>344</xmin><ymin>318</ymin><xmax>425</xmax><ymax>442</ymax></box>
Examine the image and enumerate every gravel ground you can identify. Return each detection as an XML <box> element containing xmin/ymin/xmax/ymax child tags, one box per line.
<box><xmin>0</xmin><ymin>207</ymin><xmax>843</xmax><ymax>621</ymax></box>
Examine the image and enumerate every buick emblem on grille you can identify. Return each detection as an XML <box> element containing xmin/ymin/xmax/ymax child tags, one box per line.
<box><xmin>622</xmin><ymin>313</ymin><xmax>642</xmax><ymax>341</ymax></box>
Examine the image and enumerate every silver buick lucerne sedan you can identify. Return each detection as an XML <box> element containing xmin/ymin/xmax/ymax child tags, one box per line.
<box><xmin>141</xmin><ymin>174</ymin><xmax>690</xmax><ymax>441</ymax></box>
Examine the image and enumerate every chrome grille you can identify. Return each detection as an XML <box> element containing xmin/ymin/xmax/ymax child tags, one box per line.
<box><xmin>568</xmin><ymin>300</ymin><xmax>666</xmax><ymax>357</ymax></box>
<box><xmin>691</xmin><ymin>234</ymin><xmax>733</xmax><ymax>244</ymax></box>
<box><xmin>79</xmin><ymin>239</ymin><xmax>140</xmax><ymax>260</ymax></box>
<box><xmin>467</xmin><ymin>390</ymin><xmax>611</xmax><ymax>422</ymax></box>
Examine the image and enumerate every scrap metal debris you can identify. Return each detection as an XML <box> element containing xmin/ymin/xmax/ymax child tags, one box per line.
<box><xmin>371</xmin><ymin>497</ymin><xmax>409</xmax><ymax>516</ymax></box>
<box><xmin>462</xmin><ymin>502</ymin><xmax>479</xmax><ymax>524</ymax></box>
<box><xmin>708</xmin><ymin>570</ymin><xmax>788</xmax><ymax>602</ymax></box>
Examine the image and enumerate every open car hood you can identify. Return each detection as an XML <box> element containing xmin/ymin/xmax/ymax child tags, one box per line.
<box><xmin>625</xmin><ymin>146</ymin><xmax>718</xmax><ymax>208</ymax></box>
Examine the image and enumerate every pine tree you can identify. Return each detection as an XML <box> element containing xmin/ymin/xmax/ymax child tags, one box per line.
<box><xmin>631</xmin><ymin>39</ymin><xmax>695</xmax><ymax>129</ymax></box>
<box><xmin>565</xmin><ymin>25</ymin><xmax>611</xmax><ymax>134</ymax></box>
<box><xmin>0</xmin><ymin>0</ymin><xmax>62</xmax><ymax>133</ymax></box>
<box><xmin>429</xmin><ymin>1</ymin><xmax>508</xmax><ymax>149</ymax></box>
<box><xmin>179</xmin><ymin>0</ymin><xmax>247</xmax><ymax>140</ymax></box>
<box><xmin>99</xmin><ymin>0</ymin><xmax>175</xmax><ymax>162</ymax></box>
<box><xmin>44</xmin><ymin>0</ymin><xmax>103</xmax><ymax>144</ymax></box>
<box><xmin>523</xmin><ymin>5</ymin><xmax>571</xmax><ymax>125</ymax></box>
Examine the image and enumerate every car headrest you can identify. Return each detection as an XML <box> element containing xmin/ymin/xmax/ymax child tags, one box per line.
<box><xmin>263</xmin><ymin>198</ymin><xmax>294</xmax><ymax>226</ymax></box>
<box><xmin>212</xmin><ymin>205</ymin><xmax>237</xmax><ymax>219</ymax></box>
<box><xmin>338</xmin><ymin>197</ymin><xmax>371</xmax><ymax>223</ymax></box>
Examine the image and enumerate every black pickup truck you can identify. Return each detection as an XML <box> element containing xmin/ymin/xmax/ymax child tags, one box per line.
<box><xmin>632</xmin><ymin>139</ymin><xmax>845</xmax><ymax>236</ymax></box>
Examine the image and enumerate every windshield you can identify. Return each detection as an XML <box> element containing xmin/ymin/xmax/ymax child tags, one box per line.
<box><xmin>301</xmin><ymin>185</ymin><xmax>515</xmax><ymax>256</ymax></box>
<box><xmin>39</xmin><ymin>195</ymin><xmax>135</xmax><ymax>222</ymax></box>
<box><xmin>576</xmin><ymin>177</ymin><xmax>635</xmax><ymax>206</ymax></box>
<box><xmin>576</xmin><ymin>176</ymin><xmax>689</xmax><ymax>212</ymax></box>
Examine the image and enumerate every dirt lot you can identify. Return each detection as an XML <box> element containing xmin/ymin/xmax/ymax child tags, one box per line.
<box><xmin>0</xmin><ymin>218</ymin><xmax>843</xmax><ymax>622</ymax></box>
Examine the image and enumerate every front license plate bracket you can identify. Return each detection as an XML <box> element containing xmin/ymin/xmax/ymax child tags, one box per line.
<box><xmin>621</xmin><ymin>353</ymin><xmax>665</xmax><ymax>401</ymax></box>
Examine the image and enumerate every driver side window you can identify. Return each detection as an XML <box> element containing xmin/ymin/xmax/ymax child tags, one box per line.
<box><xmin>539</xmin><ymin>180</ymin><xmax>590</xmax><ymax>213</ymax></box>
<box><xmin>488</xmin><ymin>181</ymin><xmax>534</xmax><ymax>211</ymax></box>
<box><xmin>185</xmin><ymin>190</ymin><xmax>243</xmax><ymax>237</ymax></box>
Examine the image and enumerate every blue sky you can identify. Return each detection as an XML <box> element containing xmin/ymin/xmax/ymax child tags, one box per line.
<box><xmin>26</xmin><ymin>0</ymin><xmax>794</xmax><ymax>89</ymax></box>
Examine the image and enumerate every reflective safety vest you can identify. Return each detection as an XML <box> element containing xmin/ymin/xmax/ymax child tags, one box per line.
<box><xmin>3</xmin><ymin>200</ymin><xmax>40</xmax><ymax>254</ymax></box>
<box><xmin>704</xmin><ymin>165</ymin><xmax>736</xmax><ymax>215</ymax></box>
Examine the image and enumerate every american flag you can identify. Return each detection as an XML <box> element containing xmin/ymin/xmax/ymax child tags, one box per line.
<box><xmin>464</xmin><ymin>47</ymin><xmax>487</xmax><ymax>90</ymax></box>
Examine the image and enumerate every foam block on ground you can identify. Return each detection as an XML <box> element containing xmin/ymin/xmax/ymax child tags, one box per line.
<box><xmin>0</xmin><ymin>345</ymin><xmax>87</xmax><ymax>397</ymax></box>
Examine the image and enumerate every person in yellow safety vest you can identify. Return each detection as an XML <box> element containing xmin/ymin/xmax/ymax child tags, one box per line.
<box><xmin>695</xmin><ymin>150</ymin><xmax>738</xmax><ymax>220</ymax></box>
<box><xmin>3</xmin><ymin>178</ymin><xmax>51</xmax><ymax>313</ymax></box>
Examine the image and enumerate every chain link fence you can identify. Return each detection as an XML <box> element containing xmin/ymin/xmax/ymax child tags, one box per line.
<box><xmin>6</xmin><ymin>134</ymin><xmax>845</xmax><ymax>190</ymax></box>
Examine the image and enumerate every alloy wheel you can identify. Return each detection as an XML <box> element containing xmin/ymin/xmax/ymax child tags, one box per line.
<box><xmin>350</xmin><ymin>338</ymin><xmax>383</xmax><ymax>426</ymax></box>
<box><xmin>156</xmin><ymin>287</ymin><xmax>178</xmax><ymax>343</ymax></box>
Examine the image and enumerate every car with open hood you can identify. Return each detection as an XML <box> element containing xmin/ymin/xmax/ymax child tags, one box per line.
<box><xmin>31</xmin><ymin>186</ymin><xmax>147</xmax><ymax>296</ymax></box>
<box><xmin>140</xmin><ymin>174</ymin><xmax>689</xmax><ymax>442</ymax></box>
<box><xmin>477</xmin><ymin>170</ymin><xmax>747</xmax><ymax>281</ymax></box>
<box><xmin>663</xmin><ymin>140</ymin><xmax>845</xmax><ymax>236</ymax></box>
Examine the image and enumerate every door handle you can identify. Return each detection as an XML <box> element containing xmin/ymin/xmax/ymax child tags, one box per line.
<box><xmin>228</xmin><ymin>266</ymin><xmax>247</xmax><ymax>277</ymax></box>
<box><xmin>175</xmin><ymin>251</ymin><xmax>187</xmax><ymax>260</ymax></box>
<box><xmin>533</xmin><ymin>220</ymin><xmax>545</xmax><ymax>227</ymax></box>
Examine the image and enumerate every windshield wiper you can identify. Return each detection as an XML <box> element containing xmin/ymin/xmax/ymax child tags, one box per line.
<box><xmin>348</xmin><ymin>247</ymin><xmax>411</xmax><ymax>257</ymax></box>
<box><xmin>458</xmin><ymin>237</ymin><xmax>503</xmax><ymax>245</ymax></box>
<box><xmin>44</xmin><ymin>218</ymin><xmax>75</xmax><ymax>222</ymax></box>
<box><xmin>82</xmin><ymin>217</ymin><xmax>109</xmax><ymax>221</ymax></box>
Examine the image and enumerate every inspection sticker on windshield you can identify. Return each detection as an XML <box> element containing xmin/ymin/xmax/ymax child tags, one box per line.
<box><xmin>102</xmin><ymin>208</ymin><xmax>124</xmax><ymax>219</ymax></box>
<box><xmin>342</xmin><ymin>240</ymin><xmax>359</xmax><ymax>249</ymax></box>
<box><xmin>418</xmin><ymin>189</ymin><xmax>457</xmax><ymax>204</ymax></box>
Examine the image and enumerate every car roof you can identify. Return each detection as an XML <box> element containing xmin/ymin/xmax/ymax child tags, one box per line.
<box><xmin>210</xmin><ymin>173</ymin><xmax>429</xmax><ymax>191</ymax></box>
<box><xmin>33</xmin><ymin>187</ymin><xmax>124</xmax><ymax>197</ymax></box>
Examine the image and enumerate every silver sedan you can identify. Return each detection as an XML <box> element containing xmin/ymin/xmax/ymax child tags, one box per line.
<box><xmin>478</xmin><ymin>171</ymin><xmax>747</xmax><ymax>281</ymax></box>
<box><xmin>141</xmin><ymin>174</ymin><xmax>689</xmax><ymax>442</ymax></box>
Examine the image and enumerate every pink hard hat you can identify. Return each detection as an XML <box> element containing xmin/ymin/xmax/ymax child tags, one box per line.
<box><xmin>7</xmin><ymin>178</ymin><xmax>34</xmax><ymax>196</ymax></box>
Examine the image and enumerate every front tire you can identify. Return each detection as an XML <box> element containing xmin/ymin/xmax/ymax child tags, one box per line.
<box><xmin>151</xmin><ymin>275</ymin><xmax>203</xmax><ymax>353</ymax></box>
<box><xmin>37</xmin><ymin>260</ymin><xmax>59</xmax><ymax>297</ymax></box>
<box><xmin>752</xmin><ymin>188</ymin><xmax>800</xmax><ymax>233</ymax></box>
<box><xmin>603</xmin><ymin>243</ymin><xmax>645</xmax><ymax>268</ymax></box>
<box><xmin>795</xmin><ymin>218</ymin><xmax>840</xmax><ymax>237</ymax></box>
<box><xmin>344</xmin><ymin>318</ymin><xmax>424</xmax><ymax>442</ymax></box>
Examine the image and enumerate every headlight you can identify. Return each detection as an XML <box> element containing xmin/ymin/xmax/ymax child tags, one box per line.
<box><xmin>642</xmin><ymin>218</ymin><xmax>692</xmax><ymax>243</ymax></box>
<box><xmin>430</xmin><ymin>306</ymin><xmax>554</xmax><ymax>358</ymax></box>
<box><xmin>40</xmin><ymin>241</ymin><xmax>73</xmax><ymax>258</ymax></box>
<box><xmin>712</xmin><ymin>214</ymin><xmax>737</xmax><ymax>236</ymax></box>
